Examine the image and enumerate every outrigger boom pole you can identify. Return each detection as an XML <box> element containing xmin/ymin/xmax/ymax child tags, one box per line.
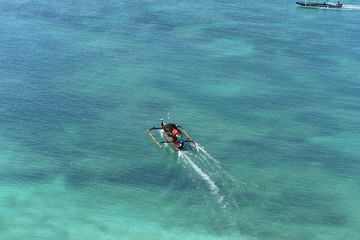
<box><xmin>180</xmin><ymin>127</ymin><xmax>196</xmax><ymax>146</ymax></box>
<box><xmin>147</xmin><ymin>130</ymin><xmax>162</xmax><ymax>148</ymax></box>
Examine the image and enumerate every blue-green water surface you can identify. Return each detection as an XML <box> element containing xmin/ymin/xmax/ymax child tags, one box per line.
<box><xmin>1</xmin><ymin>0</ymin><xmax>360</xmax><ymax>239</ymax></box>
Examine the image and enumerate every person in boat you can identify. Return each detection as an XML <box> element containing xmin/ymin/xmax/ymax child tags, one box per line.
<box><xmin>337</xmin><ymin>1</ymin><xmax>341</xmax><ymax>5</ymax></box>
<box><xmin>172</xmin><ymin>128</ymin><xmax>180</xmax><ymax>136</ymax></box>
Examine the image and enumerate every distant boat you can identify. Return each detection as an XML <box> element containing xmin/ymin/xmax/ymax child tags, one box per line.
<box><xmin>296</xmin><ymin>0</ymin><xmax>343</xmax><ymax>8</ymax></box>
<box><xmin>147</xmin><ymin>119</ymin><xmax>196</xmax><ymax>150</ymax></box>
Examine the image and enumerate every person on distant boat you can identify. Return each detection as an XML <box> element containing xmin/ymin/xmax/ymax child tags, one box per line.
<box><xmin>337</xmin><ymin>1</ymin><xmax>341</xmax><ymax>5</ymax></box>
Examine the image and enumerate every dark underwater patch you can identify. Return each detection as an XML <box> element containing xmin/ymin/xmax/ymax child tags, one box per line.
<box><xmin>65</xmin><ymin>168</ymin><xmax>93</xmax><ymax>187</ymax></box>
<box><xmin>103</xmin><ymin>163</ymin><xmax>196</xmax><ymax>192</ymax></box>
<box><xmin>0</xmin><ymin>170</ymin><xmax>49</xmax><ymax>183</ymax></box>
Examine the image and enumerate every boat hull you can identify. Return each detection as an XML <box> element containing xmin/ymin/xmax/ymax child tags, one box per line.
<box><xmin>296</xmin><ymin>2</ymin><xmax>343</xmax><ymax>7</ymax></box>
<box><xmin>161</xmin><ymin>123</ymin><xmax>184</xmax><ymax>150</ymax></box>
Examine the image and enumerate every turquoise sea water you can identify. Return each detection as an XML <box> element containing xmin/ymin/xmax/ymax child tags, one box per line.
<box><xmin>1</xmin><ymin>0</ymin><xmax>360</xmax><ymax>239</ymax></box>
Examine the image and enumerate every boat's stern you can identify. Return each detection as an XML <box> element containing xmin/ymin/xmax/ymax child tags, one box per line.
<box><xmin>178</xmin><ymin>140</ymin><xmax>185</xmax><ymax>149</ymax></box>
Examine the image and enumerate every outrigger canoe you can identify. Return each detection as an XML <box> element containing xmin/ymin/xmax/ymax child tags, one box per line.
<box><xmin>296</xmin><ymin>1</ymin><xmax>343</xmax><ymax>7</ymax></box>
<box><xmin>147</xmin><ymin>119</ymin><xmax>196</xmax><ymax>150</ymax></box>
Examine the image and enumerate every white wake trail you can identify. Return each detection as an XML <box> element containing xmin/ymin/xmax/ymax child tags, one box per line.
<box><xmin>178</xmin><ymin>151</ymin><xmax>224</xmax><ymax>205</ymax></box>
<box><xmin>342</xmin><ymin>4</ymin><xmax>360</xmax><ymax>10</ymax></box>
<box><xmin>196</xmin><ymin>144</ymin><xmax>219</xmax><ymax>162</ymax></box>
